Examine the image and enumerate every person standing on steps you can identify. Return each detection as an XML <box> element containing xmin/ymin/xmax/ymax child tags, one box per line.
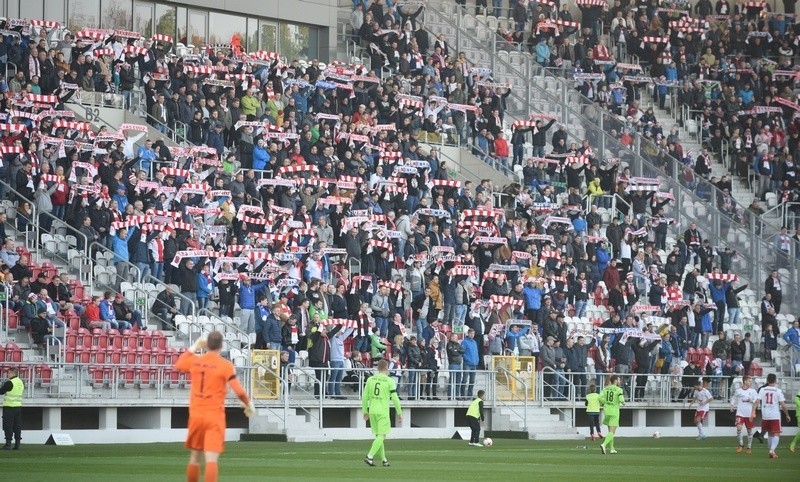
<box><xmin>1</xmin><ymin>367</ymin><xmax>24</xmax><ymax>450</ymax></box>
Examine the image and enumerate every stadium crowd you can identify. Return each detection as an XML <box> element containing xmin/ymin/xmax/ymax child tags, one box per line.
<box><xmin>0</xmin><ymin>0</ymin><xmax>798</xmax><ymax>402</ymax></box>
<box><xmin>463</xmin><ymin>0</ymin><xmax>800</xmax><ymax>231</ymax></box>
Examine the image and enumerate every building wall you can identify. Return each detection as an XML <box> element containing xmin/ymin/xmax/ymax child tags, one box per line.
<box><xmin>3</xmin><ymin>0</ymin><xmax>341</xmax><ymax>61</ymax></box>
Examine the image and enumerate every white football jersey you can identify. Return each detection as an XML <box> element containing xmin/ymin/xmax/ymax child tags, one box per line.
<box><xmin>694</xmin><ymin>388</ymin><xmax>712</xmax><ymax>411</ymax></box>
<box><xmin>731</xmin><ymin>387</ymin><xmax>758</xmax><ymax>418</ymax></box>
<box><xmin>756</xmin><ymin>386</ymin><xmax>785</xmax><ymax>420</ymax></box>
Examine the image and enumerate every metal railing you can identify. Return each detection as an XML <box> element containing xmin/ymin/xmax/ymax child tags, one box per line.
<box><xmin>494</xmin><ymin>366</ymin><xmax>529</xmax><ymax>431</ymax></box>
<box><xmin>0</xmin><ymin>184</ymin><xmax>39</xmax><ymax>252</ymax></box>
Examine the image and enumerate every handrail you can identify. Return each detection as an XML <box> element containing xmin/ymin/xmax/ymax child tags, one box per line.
<box><xmin>0</xmin><ymin>182</ymin><xmax>39</xmax><ymax>252</ymax></box>
<box><xmin>250</xmin><ymin>363</ymin><xmax>290</xmax><ymax>432</ymax></box>
<box><xmin>89</xmin><ymin>241</ymin><xmax>141</xmax><ymax>293</ymax></box>
<box><xmin>495</xmin><ymin>366</ymin><xmax>528</xmax><ymax>431</ymax></box>
<box><xmin>286</xmin><ymin>363</ymin><xmax>324</xmax><ymax>429</ymax></box>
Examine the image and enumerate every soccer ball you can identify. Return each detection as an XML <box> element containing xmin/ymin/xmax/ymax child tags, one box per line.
<box><xmin>483</xmin><ymin>438</ymin><xmax>493</xmax><ymax>446</ymax></box>
<box><xmin>652</xmin><ymin>431</ymin><xmax>661</xmax><ymax>439</ymax></box>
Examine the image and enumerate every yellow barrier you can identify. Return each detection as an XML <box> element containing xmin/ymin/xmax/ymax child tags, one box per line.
<box><xmin>491</xmin><ymin>356</ymin><xmax>536</xmax><ymax>401</ymax></box>
<box><xmin>250</xmin><ymin>349</ymin><xmax>281</xmax><ymax>400</ymax></box>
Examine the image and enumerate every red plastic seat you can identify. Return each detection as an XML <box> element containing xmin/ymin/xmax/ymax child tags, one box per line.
<box><xmin>181</xmin><ymin>369</ymin><xmax>191</xmax><ymax>386</ymax></box>
<box><xmin>121</xmin><ymin>347</ymin><xmax>136</xmax><ymax>365</ymax></box>
<box><xmin>88</xmin><ymin>346</ymin><xmax>105</xmax><ymax>364</ymax></box>
<box><xmin>88</xmin><ymin>365</ymin><xmax>106</xmax><ymax>387</ymax></box>
<box><xmin>106</xmin><ymin>347</ymin><xmax>121</xmax><ymax>365</ymax></box>
<box><xmin>78</xmin><ymin>349</ymin><xmax>91</xmax><ymax>364</ymax></box>
<box><xmin>16</xmin><ymin>364</ymin><xmax>30</xmax><ymax>381</ymax></box>
<box><xmin>135</xmin><ymin>348</ymin><xmax>151</xmax><ymax>365</ymax></box>
<box><xmin>150</xmin><ymin>331</ymin><xmax>167</xmax><ymax>350</ymax></box>
<box><xmin>91</xmin><ymin>329</ymin><xmax>108</xmax><ymax>348</ymax></box>
<box><xmin>35</xmin><ymin>364</ymin><xmax>52</xmax><ymax>387</ymax></box>
<box><xmin>136</xmin><ymin>367</ymin><xmax>156</xmax><ymax>387</ymax></box>
<box><xmin>165</xmin><ymin>368</ymin><xmax>181</xmax><ymax>387</ymax></box>
<box><xmin>153</xmin><ymin>349</ymin><xmax>167</xmax><ymax>365</ymax></box>
<box><xmin>7</xmin><ymin>311</ymin><xmax>19</xmax><ymax>331</ymax></box>
<box><xmin>119</xmin><ymin>367</ymin><xmax>136</xmax><ymax>388</ymax></box>
<box><xmin>4</xmin><ymin>343</ymin><xmax>22</xmax><ymax>363</ymax></box>
<box><xmin>66</xmin><ymin>331</ymin><xmax>78</xmax><ymax>349</ymax></box>
<box><xmin>136</xmin><ymin>332</ymin><xmax>150</xmax><ymax>349</ymax></box>
<box><xmin>121</xmin><ymin>329</ymin><xmax>135</xmax><ymax>349</ymax></box>
<box><xmin>76</xmin><ymin>328</ymin><xmax>91</xmax><ymax>348</ymax></box>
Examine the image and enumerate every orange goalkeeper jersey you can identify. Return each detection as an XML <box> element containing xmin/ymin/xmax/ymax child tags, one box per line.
<box><xmin>175</xmin><ymin>351</ymin><xmax>250</xmax><ymax>414</ymax></box>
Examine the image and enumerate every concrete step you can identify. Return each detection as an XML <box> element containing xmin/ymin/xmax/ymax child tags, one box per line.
<box><xmin>286</xmin><ymin>434</ymin><xmax>334</xmax><ymax>443</ymax></box>
<box><xmin>530</xmin><ymin>432</ymin><xmax>584</xmax><ymax>441</ymax></box>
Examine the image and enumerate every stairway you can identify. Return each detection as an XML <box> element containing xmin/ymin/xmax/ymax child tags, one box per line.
<box><xmin>493</xmin><ymin>405</ymin><xmax>582</xmax><ymax>440</ymax></box>
<box><xmin>640</xmin><ymin>92</ymin><xmax>784</xmax><ymax>236</ymax></box>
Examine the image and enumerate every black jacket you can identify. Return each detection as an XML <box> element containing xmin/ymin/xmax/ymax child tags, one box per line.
<box><xmin>446</xmin><ymin>340</ymin><xmax>464</xmax><ymax>364</ymax></box>
<box><xmin>308</xmin><ymin>325</ymin><xmax>341</xmax><ymax>364</ymax></box>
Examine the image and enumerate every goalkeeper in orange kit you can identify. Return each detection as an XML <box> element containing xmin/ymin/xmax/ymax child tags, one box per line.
<box><xmin>175</xmin><ymin>331</ymin><xmax>255</xmax><ymax>482</ymax></box>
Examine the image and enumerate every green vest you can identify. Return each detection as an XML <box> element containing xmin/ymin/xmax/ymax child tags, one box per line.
<box><xmin>467</xmin><ymin>397</ymin><xmax>483</xmax><ymax>419</ymax></box>
<box><xmin>586</xmin><ymin>393</ymin><xmax>601</xmax><ymax>413</ymax></box>
<box><xmin>3</xmin><ymin>377</ymin><xmax>24</xmax><ymax>408</ymax></box>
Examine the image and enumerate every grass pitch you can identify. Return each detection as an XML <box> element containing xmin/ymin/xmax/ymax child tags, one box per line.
<box><xmin>3</xmin><ymin>437</ymin><xmax>799</xmax><ymax>481</ymax></box>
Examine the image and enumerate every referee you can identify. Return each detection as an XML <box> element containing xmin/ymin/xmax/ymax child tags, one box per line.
<box><xmin>1</xmin><ymin>367</ymin><xmax>24</xmax><ymax>450</ymax></box>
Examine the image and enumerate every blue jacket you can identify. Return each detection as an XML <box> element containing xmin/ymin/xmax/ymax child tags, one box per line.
<box><xmin>206</xmin><ymin>130</ymin><xmax>225</xmax><ymax>157</ymax></box>
<box><xmin>238</xmin><ymin>280</ymin><xmax>269</xmax><ymax>310</ymax></box>
<box><xmin>659</xmin><ymin>339</ymin><xmax>673</xmax><ymax>363</ymax></box>
<box><xmin>522</xmin><ymin>286</ymin><xmax>542</xmax><ymax>310</ymax></box>
<box><xmin>701</xmin><ymin>312</ymin><xmax>713</xmax><ymax>333</ymax></box>
<box><xmin>462</xmin><ymin>337</ymin><xmax>479</xmax><ymax>366</ymax></box>
<box><xmin>596</xmin><ymin>247</ymin><xmax>611</xmax><ymax>273</ymax></box>
<box><xmin>253</xmin><ymin>145</ymin><xmax>270</xmax><ymax>170</ymax></box>
<box><xmin>112</xmin><ymin>229</ymin><xmax>134</xmax><ymax>265</ymax></box>
<box><xmin>130</xmin><ymin>231</ymin><xmax>149</xmax><ymax>265</ymax></box>
<box><xmin>136</xmin><ymin>146</ymin><xmax>157</xmax><ymax>172</ymax></box>
<box><xmin>572</xmin><ymin>217</ymin><xmax>586</xmax><ymax>234</ymax></box>
<box><xmin>708</xmin><ymin>282</ymin><xmax>731</xmax><ymax>303</ymax></box>
<box><xmin>255</xmin><ymin>305</ymin><xmax>281</xmax><ymax>344</ymax></box>
<box><xmin>505</xmin><ymin>325</ymin><xmax>530</xmax><ymax>351</ymax></box>
<box><xmin>422</xmin><ymin>324</ymin><xmax>436</xmax><ymax>346</ymax></box>
<box><xmin>196</xmin><ymin>272</ymin><xmax>214</xmax><ymax>299</ymax></box>
<box><xmin>112</xmin><ymin>193</ymin><xmax>129</xmax><ymax>212</ymax></box>
<box><xmin>783</xmin><ymin>327</ymin><xmax>800</xmax><ymax>347</ymax></box>
<box><xmin>100</xmin><ymin>300</ymin><xmax>116</xmax><ymax>321</ymax></box>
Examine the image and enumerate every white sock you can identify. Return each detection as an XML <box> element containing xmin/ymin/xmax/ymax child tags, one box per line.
<box><xmin>769</xmin><ymin>436</ymin><xmax>779</xmax><ymax>451</ymax></box>
<box><xmin>697</xmin><ymin>423</ymin><xmax>704</xmax><ymax>436</ymax></box>
<box><xmin>737</xmin><ymin>429</ymin><xmax>743</xmax><ymax>445</ymax></box>
<box><xmin>747</xmin><ymin>433</ymin><xmax>753</xmax><ymax>448</ymax></box>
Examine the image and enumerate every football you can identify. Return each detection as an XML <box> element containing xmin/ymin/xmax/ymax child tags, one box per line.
<box><xmin>483</xmin><ymin>438</ymin><xmax>493</xmax><ymax>447</ymax></box>
<box><xmin>653</xmin><ymin>431</ymin><xmax>662</xmax><ymax>439</ymax></box>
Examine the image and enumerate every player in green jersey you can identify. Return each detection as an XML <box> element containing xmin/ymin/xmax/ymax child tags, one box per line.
<box><xmin>790</xmin><ymin>388</ymin><xmax>800</xmax><ymax>453</ymax></box>
<box><xmin>362</xmin><ymin>359</ymin><xmax>403</xmax><ymax>467</ymax></box>
<box><xmin>599</xmin><ymin>375</ymin><xmax>625</xmax><ymax>454</ymax></box>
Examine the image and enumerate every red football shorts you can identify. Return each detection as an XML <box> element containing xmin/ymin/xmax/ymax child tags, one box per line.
<box><xmin>760</xmin><ymin>419</ymin><xmax>782</xmax><ymax>434</ymax></box>
<box><xmin>185</xmin><ymin>415</ymin><xmax>226</xmax><ymax>453</ymax></box>
<box><xmin>694</xmin><ymin>411</ymin><xmax>708</xmax><ymax>423</ymax></box>
<box><xmin>735</xmin><ymin>416</ymin><xmax>754</xmax><ymax>429</ymax></box>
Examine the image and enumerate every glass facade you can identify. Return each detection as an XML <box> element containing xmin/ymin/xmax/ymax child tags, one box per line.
<box><xmin>68</xmin><ymin>0</ymin><xmax>100</xmax><ymax>31</ymax></box>
<box><xmin>102</xmin><ymin>0</ymin><xmax>133</xmax><ymax>29</ymax></box>
<box><xmin>4</xmin><ymin>1</ymin><xmax>320</xmax><ymax>59</ymax></box>
<box><xmin>208</xmin><ymin>12</ymin><xmax>246</xmax><ymax>46</ymax></box>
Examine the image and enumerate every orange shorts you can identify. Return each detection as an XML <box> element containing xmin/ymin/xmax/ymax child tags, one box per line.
<box><xmin>186</xmin><ymin>415</ymin><xmax>226</xmax><ymax>453</ymax></box>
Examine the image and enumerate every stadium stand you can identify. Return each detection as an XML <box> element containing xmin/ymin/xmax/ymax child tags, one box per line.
<box><xmin>0</xmin><ymin>0</ymin><xmax>798</xmax><ymax>410</ymax></box>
